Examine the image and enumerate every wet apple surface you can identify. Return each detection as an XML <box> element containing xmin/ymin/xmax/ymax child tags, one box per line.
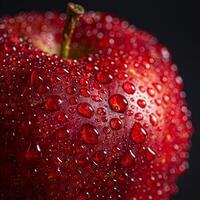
<box><xmin>0</xmin><ymin>9</ymin><xmax>192</xmax><ymax>200</ymax></box>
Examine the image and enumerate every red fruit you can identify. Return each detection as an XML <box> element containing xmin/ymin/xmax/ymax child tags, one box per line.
<box><xmin>0</xmin><ymin>7</ymin><xmax>192</xmax><ymax>200</ymax></box>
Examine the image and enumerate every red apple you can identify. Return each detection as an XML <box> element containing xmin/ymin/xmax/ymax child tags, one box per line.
<box><xmin>0</xmin><ymin>3</ymin><xmax>192</xmax><ymax>200</ymax></box>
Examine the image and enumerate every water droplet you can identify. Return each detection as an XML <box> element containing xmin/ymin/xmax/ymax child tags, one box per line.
<box><xmin>91</xmin><ymin>95</ymin><xmax>102</xmax><ymax>102</ymax></box>
<box><xmin>146</xmin><ymin>147</ymin><xmax>156</xmax><ymax>161</ymax></box>
<box><xmin>81</xmin><ymin>124</ymin><xmax>99</xmax><ymax>144</ymax></box>
<box><xmin>68</xmin><ymin>107</ymin><xmax>76</xmax><ymax>114</ymax></box>
<box><xmin>120</xmin><ymin>150</ymin><xmax>136</xmax><ymax>167</ymax></box>
<box><xmin>103</xmin><ymin>127</ymin><xmax>111</xmax><ymax>134</ymax></box>
<box><xmin>56</xmin><ymin>112</ymin><xmax>68</xmax><ymax>122</ymax></box>
<box><xmin>163</xmin><ymin>94</ymin><xmax>170</xmax><ymax>103</ymax></box>
<box><xmin>134</xmin><ymin>112</ymin><xmax>143</xmax><ymax>121</ymax></box>
<box><xmin>109</xmin><ymin>94</ymin><xmax>128</xmax><ymax>113</ymax></box>
<box><xmin>77</xmin><ymin>102</ymin><xmax>94</xmax><ymax>118</ymax></box>
<box><xmin>38</xmin><ymin>84</ymin><xmax>49</xmax><ymax>94</ymax></box>
<box><xmin>25</xmin><ymin>143</ymin><xmax>38</xmax><ymax>160</ymax></box>
<box><xmin>55</xmin><ymin>128</ymin><xmax>69</xmax><ymax>138</ymax></box>
<box><xmin>155</xmin><ymin>99</ymin><xmax>162</xmax><ymax>106</ymax></box>
<box><xmin>110</xmin><ymin>118</ymin><xmax>122</xmax><ymax>130</ymax></box>
<box><xmin>96</xmin><ymin>71</ymin><xmax>113</xmax><ymax>84</ymax></box>
<box><xmin>147</xmin><ymin>88</ymin><xmax>155</xmax><ymax>97</ymax></box>
<box><xmin>130</xmin><ymin>122</ymin><xmax>147</xmax><ymax>144</ymax></box>
<box><xmin>44</xmin><ymin>95</ymin><xmax>62</xmax><ymax>111</ymax></box>
<box><xmin>122</xmin><ymin>82</ymin><xmax>136</xmax><ymax>94</ymax></box>
<box><xmin>97</xmin><ymin>107</ymin><xmax>106</xmax><ymax>115</ymax></box>
<box><xmin>161</xmin><ymin>76</ymin><xmax>168</xmax><ymax>83</ymax></box>
<box><xmin>137</xmin><ymin>99</ymin><xmax>146</xmax><ymax>108</ymax></box>
<box><xmin>66</xmin><ymin>86</ymin><xmax>76</xmax><ymax>95</ymax></box>
<box><xmin>112</xmin><ymin>145</ymin><xmax>121</xmax><ymax>154</ymax></box>
<box><xmin>153</xmin><ymin>83</ymin><xmax>162</xmax><ymax>92</ymax></box>
<box><xmin>117</xmin><ymin>72</ymin><xmax>128</xmax><ymax>80</ymax></box>
<box><xmin>92</xmin><ymin>150</ymin><xmax>106</xmax><ymax>163</ymax></box>
<box><xmin>149</xmin><ymin>114</ymin><xmax>158</xmax><ymax>126</ymax></box>
<box><xmin>56</xmin><ymin>67</ymin><xmax>68</xmax><ymax>74</ymax></box>
<box><xmin>69</xmin><ymin>97</ymin><xmax>78</xmax><ymax>105</ymax></box>
<box><xmin>30</xmin><ymin>70</ymin><xmax>39</xmax><ymax>85</ymax></box>
<box><xmin>79</xmin><ymin>88</ymin><xmax>90</xmax><ymax>97</ymax></box>
<box><xmin>139</xmin><ymin>85</ymin><xmax>145</xmax><ymax>93</ymax></box>
<box><xmin>93</xmin><ymin>81</ymin><xmax>101</xmax><ymax>89</ymax></box>
<box><xmin>79</xmin><ymin>78</ymin><xmax>88</xmax><ymax>86</ymax></box>
<box><xmin>126</xmin><ymin>110</ymin><xmax>133</xmax><ymax>116</ymax></box>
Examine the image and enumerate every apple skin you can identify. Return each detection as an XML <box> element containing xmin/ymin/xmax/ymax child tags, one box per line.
<box><xmin>0</xmin><ymin>11</ymin><xmax>192</xmax><ymax>200</ymax></box>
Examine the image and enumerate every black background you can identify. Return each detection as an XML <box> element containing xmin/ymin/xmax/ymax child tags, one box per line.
<box><xmin>0</xmin><ymin>0</ymin><xmax>199</xmax><ymax>199</ymax></box>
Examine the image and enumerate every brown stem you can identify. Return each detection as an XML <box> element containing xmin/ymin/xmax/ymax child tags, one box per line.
<box><xmin>60</xmin><ymin>2</ymin><xmax>85</xmax><ymax>59</ymax></box>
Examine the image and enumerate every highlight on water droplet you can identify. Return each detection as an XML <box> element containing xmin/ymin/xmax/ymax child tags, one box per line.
<box><xmin>81</xmin><ymin>124</ymin><xmax>99</xmax><ymax>144</ymax></box>
<box><xmin>108</xmin><ymin>94</ymin><xmax>128</xmax><ymax>113</ymax></box>
<box><xmin>130</xmin><ymin>122</ymin><xmax>147</xmax><ymax>144</ymax></box>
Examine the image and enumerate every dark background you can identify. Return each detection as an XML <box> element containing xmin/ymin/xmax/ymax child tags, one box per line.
<box><xmin>0</xmin><ymin>0</ymin><xmax>199</xmax><ymax>199</ymax></box>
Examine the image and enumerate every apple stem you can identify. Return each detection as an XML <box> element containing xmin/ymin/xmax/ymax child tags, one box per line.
<box><xmin>60</xmin><ymin>2</ymin><xmax>85</xmax><ymax>59</ymax></box>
